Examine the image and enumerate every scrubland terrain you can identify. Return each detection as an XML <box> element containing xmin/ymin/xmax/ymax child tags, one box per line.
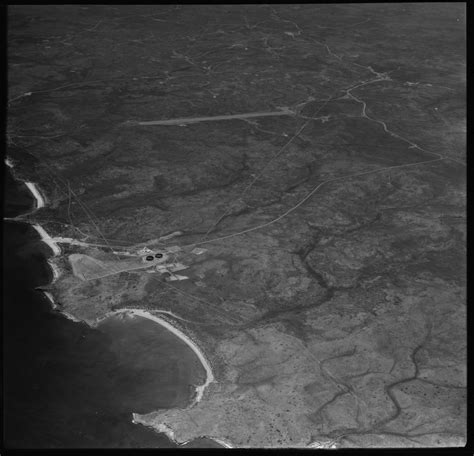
<box><xmin>8</xmin><ymin>4</ymin><xmax>466</xmax><ymax>447</ymax></box>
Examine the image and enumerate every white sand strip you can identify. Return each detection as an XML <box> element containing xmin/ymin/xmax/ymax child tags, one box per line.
<box><xmin>108</xmin><ymin>308</ymin><xmax>215</xmax><ymax>404</ymax></box>
<box><xmin>47</xmin><ymin>259</ymin><xmax>61</xmax><ymax>282</ymax></box>
<box><xmin>211</xmin><ymin>437</ymin><xmax>234</xmax><ymax>448</ymax></box>
<box><xmin>24</xmin><ymin>182</ymin><xmax>46</xmax><ymax>209</ymax></box>
<box><xmin>16</xmin><ymin>177</ymin><xmax>77</xmax><ymax>325</ymax></box>
<box><xmin>43</xmin><ymin>291</ymin><xmax>58</xmax><ymax>309</ymax></box>
<box><xmin>32</xmin><ymin>224</ymin><xmax>62</xmax><ymax>256</ymax></box>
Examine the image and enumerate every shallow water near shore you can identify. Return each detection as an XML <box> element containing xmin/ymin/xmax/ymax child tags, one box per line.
<box><xmin>3</xmin><ymin>171</ymin><xmax>206</xmax><ymax>448</ymax></box>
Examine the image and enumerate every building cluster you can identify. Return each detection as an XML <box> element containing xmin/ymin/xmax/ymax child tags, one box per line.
<box><xmin>135</xmin><ymin>245</ymin><xmax>207</xmax><ymax>281</ymax></box>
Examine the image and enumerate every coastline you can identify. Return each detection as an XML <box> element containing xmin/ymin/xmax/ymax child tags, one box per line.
<box><xmin>132</xmin><ymin>417</ymin><xmax>235</xmax><ymax>449</ymax></box>
<box><xmin>43</xmin><ymin>291</ymin><xmax>57</xmax><ymax>309</ymax></box>
<box><xmin>24</xmin><ymin>182</ymin><xmax>46</xmax><ymax>209</ymax></box>
<box><xmin>32</xmin><ymin>224</ymin><xmax>62</xmax><ymax>257</ymax></box>
<box><xmin>6</xmin><ymin>159</ymin><xmax>63</xmax><ymax>308</ymax></box>
<box><xmin>209</xmin><ymin>438</ymin><xmax>234</xmax><ymax>449</ymax></box>
<box><xmin>6</xmin><ymin>158</ymin><xmax>225</xmax><ymax>448</ymax></box>
<box><xmin>42</xmin><ymin>290</ymin><xmax>82</xmax><ymax>323</ymax></box>
<box><xmin>47</xmin><ymin>259</ymin><xmax>61</xmax><ymax>282</ymax></box>
<box><xmin>120</xmin><ymin>309</ymin><xmax>233</xmax><ymax>448</ymax></box>
<box><xmin>132</xmin><ymin>419</ymin><xmax>177</xmax><ymax>444</ymax></box>
<box><xmin>5</xmin><ymin>158</ymin><xmax>61</xmax><ymax>258</ymax></box>
<box><xmin>96</xmin><ymin>308</ymin><xmax>215</xmax><ymax>405</ymax></box>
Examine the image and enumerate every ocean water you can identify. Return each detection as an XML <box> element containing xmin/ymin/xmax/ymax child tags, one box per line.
<box><xmin>3</xmin><ymin>171</ymin><xmax>206</xmax><ymax>448</ymax></box>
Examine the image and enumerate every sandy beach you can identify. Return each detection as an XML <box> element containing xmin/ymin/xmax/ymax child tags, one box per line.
<box><xmin>47</xmin><ymin>259</ymin><xmax>61</xmax><ymax>281</ymax></box>
<box><xmin>18</xmin><ymin>179</ymin><xmax>61</xmax><ymax>259</ymax></box>
<box><xmin>11</xmin><ymin>173</ymin><xmax>64</xmax><ymax>303</ymax></box>
<box><xmin>12</xmin><ymin>169</ymin><xmax>221</xmax><ymax>447</ymax></box>
<box><xmin>100</xmin><ymin>308</ymin><xmax>215</xmax><ymax>405</ymax></box>
<box><xmin>18</xmin><ymin>174</ymin><xmax>215</xmax><ymax>406</ymax></box>
<box><xmin>24</xmin><ymin>182</ymin><xmax>46</xmax><ymax>209</ymax></box>
<box><xmin>32</xmin><ymin>224</ymin><xmax>62</xmax><ymax>256</ymax></box>
<box><xmin>43</xmin><ymin>291</ymin><xmax>57</xmax><ymax>309</ymax></box>
<box><xmin>210</xmin><ymin>438</ymin><xmax>234</xmax><ymax>449</ymax></box>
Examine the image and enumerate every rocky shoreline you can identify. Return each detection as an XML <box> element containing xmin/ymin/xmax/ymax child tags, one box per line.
<box><xmin>4</xmin><ymin>155</ymin><xmax>225</xmax><ymax>448</ymax></box>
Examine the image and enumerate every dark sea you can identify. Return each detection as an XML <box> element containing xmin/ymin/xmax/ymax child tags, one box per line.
<box><xmin>3</xmin><ymin>170</ymin><xmax>212</xmax><ymax>448</ymax></box>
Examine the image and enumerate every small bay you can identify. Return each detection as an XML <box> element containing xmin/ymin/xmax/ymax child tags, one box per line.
<box><xmin>3</xmin><ymin>169</ymin><xmax>204</xmax><ymax>448</ymax></box>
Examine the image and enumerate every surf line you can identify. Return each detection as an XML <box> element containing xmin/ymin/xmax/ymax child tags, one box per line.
<box><xmin>132</xmin><ymin>417</ymin><xmax>236</xmax><ymax>449</ymax></box>
<box><xmin>8</xmin><ymin>159</ymin><xmax>215</xmax><ymax>398</ymax></box>
<box><xmin>42</xmin><ymin>290</ymin><xmax>83</xmax><ymax>324</ymax></box>
<box><xmin>208</xmin><ymin>437</ymin><xmax>234</xmax><ymax>448</ymax></box>
<box><xmin>179</xmin><ymin>436</ymin><xmax>234</xmax><ymax>448</ymax></box>
<box><xmin>6</xmin><ymin>158</ymin><xmax>63</xmax><ymax>292</ymax></box>
<box><xmin>98</xmin><ymin>308</ymin><xmax>215</xmax><ymax>405</ymax></box>
<box><xmin>31</xmin><ymin>223</ymin><xmax>62</xmax><ymax>257</ymax></box>
<box><xmin>23</xmin><ymin>184</ymin><xmax>89</xmax><ymax>324</ymax></box>
<box><xmin>24</xmin><ymin>182</ymin><xmax>46</xmax><ymax>209</ymax></box>
<box><xmin>7</xmin><ymin>158</ymin><xmax>218</xmax><ymax>443</ymax></box>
